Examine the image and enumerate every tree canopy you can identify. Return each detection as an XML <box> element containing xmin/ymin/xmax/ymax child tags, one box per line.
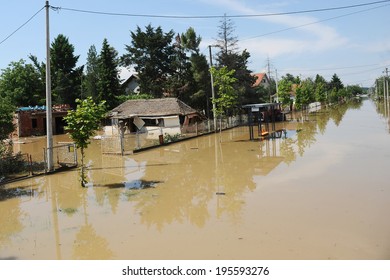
<box><xmin>0</xmin><ymin>60</ymin><xmax>45</xmax><ymax>107</ymax></box>
<box><xmin>210</xmin><ymin>66</ymin><xmax>238</xmax><ymax>117</ymax></box>
<box><xmin>51</xmin><ymin>34</ymin><xmax>83</xmax><ymax>108</ymax></box>
<box><xmin>215</xmin><ymin>16</ymin><xmax>256</xmax><ymax>106</ymax></box>
<box><xmin>121</xmin><ymin>24</ymin><xmax>175</xmax><ymax>97</ymax></box>
<box><xmin>97</xmin><ymin>39</ymin><xmax>122</xmax><ymax>109</ymax></box>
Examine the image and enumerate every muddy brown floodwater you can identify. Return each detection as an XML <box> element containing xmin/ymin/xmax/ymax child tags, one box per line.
<box><xmin>1</xmin><ymin>99</ymin><xmax>390</xmax><ymax>260</ymax></box>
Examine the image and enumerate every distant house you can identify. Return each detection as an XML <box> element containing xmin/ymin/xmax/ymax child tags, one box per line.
<box><xmin>107</xmin><ymin>98</ymin><xmax>205</xmax><ymax>138</ymax></box>
<box><xmin>121</xmin><ymin>73</ymin><xmax>140</xmax><ymax>94</ymax></box>
<box><xmin>253</xmin><ymin>73</ymin><xmax>271</xmax><ymax>88</ymax></box>
<box><xmin>13</xmin><ymin>104</ymin><xmax>69</xmax><ymax>137</ymax></box>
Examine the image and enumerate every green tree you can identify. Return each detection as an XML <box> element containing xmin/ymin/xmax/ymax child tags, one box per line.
<box><xmin>295</xmin><ymin>78</ymin><xmax>315</xmax><ymax>110</ymax></box>
<box><xmin>215</xmin><ymin>16</ymin><xmax>255</xmax><ymax>105</ymax></box>
<box><xmin>97</xmin><ymin>39</ymin><xmax>122</xmax><ymax>109</ymax></box>
<box><xmin>210</xmin><ymin>66</ymin><xmax>238</xmax><ymax>117</ymax></box>
<box><xmin>165</xmin><ymin>34</ymin><xmax>192</xmax><ymax>101</ymax></box>
<box><xmin>328</xmin><ymin>88</ymin><xmax>339</xmax><ymax>103</ymax></box>
<box><xmin>314</xmin><ymin>74</ymin><xmax>328</xmax><ymax>104</ymax></box>
<box><xmin>121</xmin><ymin>24</ymin><xmax>175</xmax><ymax>97</ymax></box>
<box><xmin>329</xmin><ymin>73</ymin><xmax>344</xmax><ymax>92</ymax></box>
<box><xmin>277</xmin><ymin>78</ymin><xmax>293</xmax><ymax>106</ymax></box>
<box><xmin>83</xmin><ymin>45</ymin><xmax>99</xmax><ymax>100</ymax></box>
<box><xmin>64</xmin><ymin>97</ymin><xmax>106</xmax><ymax>187</ymax></box>
<box><xmin>181</xmin><ymin>27</ymin><xmax>202</xmax><ymax>54</ymax></box>
<box><xmin>181</xmin><ymin>27</ymin><xmax>211</xmax><ymax>114</ymax></box>
<box><xmin>0</xmin><ymin>98</ymin><xmax>15</xmax><ymax>142</ymax></box>
<box><xmin>51</xmin><ymin>34</ymin><xmax>83</xmax><ymax>107</ymax></box>
<box><xmin>345</xmin><ymin>85</ymin><xmax>363</xmax><ymax>97</ymax></box>
<box><xmin>0</xmin><ymin>98</ymin><xmax>15</xmax><ymax>161</ymax></box>
<box><xmin>0</xmin><ymin>60</ymin><xmax>45</xmax><ymax>106</ymax></box>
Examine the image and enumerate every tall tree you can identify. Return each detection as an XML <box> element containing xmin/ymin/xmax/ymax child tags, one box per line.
<box><xmin>97</xmin><ymin>39</ymin><xmax>122</xmax><ymax>109</ymax></box>
<box><xmin>277</xmin><ymin>77</ymin><xmax>293</xmax><ymax>106</ymax></box>
<box><xmin>314</xmin><ymin>74</ymin><xmax>328</xmax><ymax>104</ymax></box>
<box><xmin>295</xmin><ymin>78</ymin><xmax>315</xmax><ymax>110</ymax></box>
<box><xmin>216</xmin><ymin>14</ymin><xmax>238</xmax><ymax>56</ymax></box>
<box><xmin>51</xmin><ymin>34</ymin><xmax>83</xmax><ymax>107</ymax></box>
<box><xmin>210</xmin><ymin>66</ymin><xmax>238</xmax><ymax>117</ymax></box>
<box><xmin>121</xmin><ymin>24</ymin><xmax>175</xmax><ymax>97</ymax></box>
<box><xmin>165</xmin><ymin>34</ymin><xmax>192</xmax><ymax>101</ymax></box>
<box><xmin>83</xmin><ymin>45</ymin><xmax>99</xmax><ymax>100</ymax></box>
<box><xmin>329</xmin><ymin>73</ymin><xmax>344</xmax><ymax>91</ymax></box>
<box><xmin>0</xmin><ymin>60</ymin><xmax>45</xmax><ymax>106</ymax></box>
<box><xmin>181</xmin><ymin>27</ymin><xmax>202</xmax><ymax>55</ymax></box>
<box><xmin>215</xmin><ymin>16</ymin><xmax>255</xmax><ymax>106</ymax></box>
<box><xmin>180</xmin><ymin>27</ymin><xmax>211</xmax><ymax>113</ymax></box>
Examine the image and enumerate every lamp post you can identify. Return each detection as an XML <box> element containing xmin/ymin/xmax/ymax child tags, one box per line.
<box><xmin>208</xmin><ymin>45</ymin><xmax>218</xmax><ymax>131</ymax></box>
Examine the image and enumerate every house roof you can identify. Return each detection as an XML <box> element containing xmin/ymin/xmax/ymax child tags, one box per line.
<box><xmin>121</xmin><ymin>73</ymin><xmax>139</xmax><ymax>87</ymax></box>
<box><xmin>252</xmin><ymin>73</ymin><xmax>269</xmax><ymax>87</ymax></box>
<box><xmin>109</xmin><ymin>98</ymin><xmax>199</xmax><ymax>119</ymax></box>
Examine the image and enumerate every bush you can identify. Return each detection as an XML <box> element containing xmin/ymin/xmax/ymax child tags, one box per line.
<box><xmin>163</xmin><ymin>133</ymin><xmax>182</xmax><ymax>143</ymax></box>
<box><xmin>0</xmin><ymin>151</ymin><xmax>28</xmax><ymax>179</ymax></box>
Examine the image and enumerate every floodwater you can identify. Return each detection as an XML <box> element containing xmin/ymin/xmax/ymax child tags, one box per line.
<box><xmin>1</xmin><ymin>98</ymin><xmax>390</xmax><ymax>260</ymax></box>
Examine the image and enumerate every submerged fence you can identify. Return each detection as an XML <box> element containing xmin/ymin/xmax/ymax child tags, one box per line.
<box><xmin>0</xmin><ymin>142</ymin><xmax>78</xmax><ymax>185</ymax></box>
<box><xmin>44</xmin><ymin>143</ymin><xmax>78</xmax><ymax>171</ymax></box>
<box><xmin>101</xmin><ymin>115</ymin><xmax>248</xmax><ymax>155</ymax></box>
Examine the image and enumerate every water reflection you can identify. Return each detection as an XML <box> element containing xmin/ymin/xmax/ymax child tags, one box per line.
<box><xmin>1</xmin><ymin>99</ymin><xmax>390</xmax><ymax>259</ymax></box>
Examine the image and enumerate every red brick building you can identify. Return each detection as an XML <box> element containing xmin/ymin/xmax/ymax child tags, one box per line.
<box><xmin>13</xmin><ymin>104</ymin><xmax>70</xmax><ymax>137</ymax></box>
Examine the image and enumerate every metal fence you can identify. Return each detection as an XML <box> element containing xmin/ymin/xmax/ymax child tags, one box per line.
<box><xmin>44</xmin><ymin>143</ymin><xmax>78</xmax><ymax>171</ymax></box>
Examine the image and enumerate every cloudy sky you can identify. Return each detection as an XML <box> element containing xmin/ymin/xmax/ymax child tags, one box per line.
<box><xmin>1</xmin><ymin>0</ymin><xmax>390</xmax><ymax>87</ymax></box>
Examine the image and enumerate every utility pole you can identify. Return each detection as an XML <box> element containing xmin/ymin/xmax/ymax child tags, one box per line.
<box><xmin>385</xmin><ymin>68</ymin><xmax>389</xmax><ymax>100</ymax></box>
<box><xmin>275</xmin><ymin>69</ymin><xmax>279</xmax><ymax>103</ymax></box>
<box><xmin>45</xmin><ymin>1</ymin><xmax>53</xmax><ymax>172</ymax></box>
<box><xmin>209</xmin><ymin>45</ymin><xmax>217</xmax><ymax>131</ymax></box>
<box><xmin>266</xmin><ymin>56</ymin><xmax>272</xmax><ymax>102</ymax></box>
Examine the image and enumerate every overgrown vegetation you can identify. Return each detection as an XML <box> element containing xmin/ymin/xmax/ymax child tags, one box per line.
<box><xmin>277</xmin><ymin>73</ymin><xmax>365</xmax><ymax>110</ymax></box>
<box><xmin>0</xmin><ymin>152</ymin><xmax>28</xmax><ymax>180</ymax></box>
<box><xmin>163</xmin><ymin>133</ymin><xmax>182</xmax><ymax>143</ymax></box>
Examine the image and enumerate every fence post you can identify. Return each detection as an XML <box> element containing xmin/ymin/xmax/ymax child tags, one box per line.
<box><xmin>29</xmin><ymin>154</ymin><xmax>33</xmax><ymax>175</ymax></box>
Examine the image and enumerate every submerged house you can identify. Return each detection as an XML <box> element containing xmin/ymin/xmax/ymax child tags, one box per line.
<box><xmin>13</xmin><ymin>104</ymin><xmax>69</xmax><ymax>137</ymax></box>
<box><xmin>107</xmin><ymin>98</ymin><xmax>205</xmax><ymax>138</ymax></box>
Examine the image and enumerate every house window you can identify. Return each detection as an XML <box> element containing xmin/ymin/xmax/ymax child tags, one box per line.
<box><xmin>143</xmin><ymin>118</ymin><xmax>159</xmax><ymax>126</ymax></box>
<box><xmin>32</xmin><ymin>118</ymin><xmax>38</xmax><ymax>128</ymax></box>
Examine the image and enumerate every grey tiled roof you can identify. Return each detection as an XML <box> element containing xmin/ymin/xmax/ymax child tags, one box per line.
<box><xmin>109</xmin><ymin>98</ymin><xmax>198</xmax><ymax>118</ymax></box>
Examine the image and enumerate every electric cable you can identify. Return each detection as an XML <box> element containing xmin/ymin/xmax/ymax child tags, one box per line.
<box><xmin>53</xmin><ymin>0</ymin><xmax>390</xmax><ymax>19</ymax></box>
<box><xmin>0</xmin><ymin>6</ymin><xmax>45</xmax><ymax>46</ymax></box>
<box><xmin>242</xmin><ymin>3</ymin><xmax>389</xmax><ymax>40</ymax></box>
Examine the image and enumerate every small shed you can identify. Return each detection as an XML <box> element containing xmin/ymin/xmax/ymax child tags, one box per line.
<box><xmin>107</xmin><ymin>98</ymin><xmax>205</xmax><ymax>138</ymax></box>
<box><xmin>242</xmin><ymin>103</ymin><xmax>285</xmax><ymax>140</ymax></box>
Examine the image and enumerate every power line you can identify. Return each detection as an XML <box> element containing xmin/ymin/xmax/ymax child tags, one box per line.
<box><xmin>243</xmin><ymin>3</ymin><xmax>389</xmax><ymax>40</ymax></box>
<box><xmin>53</xmin><ymin>0</ymin><xmax>390</xmax><ymax>19</ymax></box>
<box><xmin>0</xmin><ymin>6</ymin><xmax>45</xmax><ymax>46</ymax></box>
<box><xmin>280</xmin><ymin>63</ymin><xmax>380</xmax><ymax>73</ymax></box>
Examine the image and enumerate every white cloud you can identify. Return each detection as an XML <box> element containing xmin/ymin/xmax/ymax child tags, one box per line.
<box><xmin>200</xmin><ymin>0</ymin><xmax>349</xmax><ymax>59</ymax></box>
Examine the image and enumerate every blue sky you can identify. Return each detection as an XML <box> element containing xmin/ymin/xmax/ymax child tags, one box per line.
<box><xmin>1</xmin><ymin>0</ymin><xmax>389</xmax><ymax>87</ymax></box>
